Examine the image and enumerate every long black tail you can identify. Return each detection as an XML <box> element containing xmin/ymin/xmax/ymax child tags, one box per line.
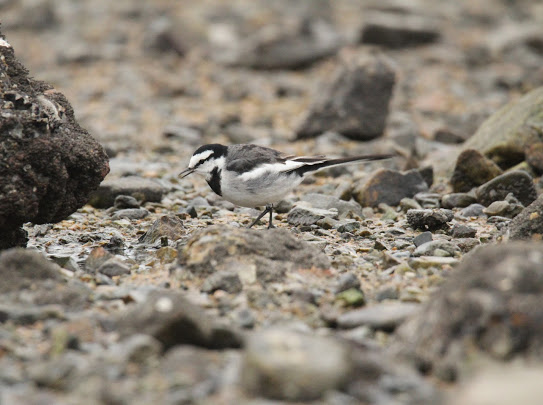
<box><xmin>286</xmin><ymin>154</ymin><xmax>394</xmax><ymax>176</ymax></box>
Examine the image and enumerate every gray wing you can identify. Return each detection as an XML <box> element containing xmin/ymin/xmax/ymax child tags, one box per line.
<box><xmin>226</xmin><ymin>144</ymin><xmax>286</xmax><ymax>173</ymax></box>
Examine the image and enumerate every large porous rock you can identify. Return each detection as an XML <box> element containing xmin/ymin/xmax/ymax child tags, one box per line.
<box><xmin>391</xmin><ymin>242</ymin><xmax>543</xmax><ymax>381</ymax></box>
<box><xmin>0</xmin><ymin>33</ymin><xmax>109</xmax><ymax>249</ymax></box>
<box><xmin>296</xmin><ymin>53</ymin><xmax>396</xmax><ymax>141</ymax></box>
<box><xmin>461</xmin><ymin>86</ymin><xmax>543</xmax><ymax>169</ymax></box>
<box><xmin>509</xmin><ymin>194</ymin><xmax>543</xmax><ymax>240</ymax></box>
<box><xmin>178</xmin><ymin>225</ymin><xmax>330</xmax><ymax>283</ymax></box>
<box><xmin>0</xmin><ymin>248</ymin><xmax>91</xmax><ymax>312</ymax></box>
<box><xmin>116</xmin><ymin>290</ymin><xmax>242</xmax><ymax>350</ymax></box>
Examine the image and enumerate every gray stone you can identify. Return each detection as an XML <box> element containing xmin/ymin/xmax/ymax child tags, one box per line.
<box><xmin>392</xmin><ymin>242</ymin><xmax>543</xmax><ymax>381</ymax></box>
<box><xmin>525</xmin><ymin>142</ymin><xmax>543</xmax><ymax>174</ymax></box>
<box><xmin>218</xmin><ymin>19</ymin><xmax>342</xmax><ymax>70</ymax></box>
<box><xmin>509</xmin><ymin>194</ymin><xmax>543</xmax><ymax>240</ymax></box>
<box><xmin>178</xmin><ymin>226</ymin><xmax>330</xmax><ymax>283</ymax></box>
<box><xmin>407</xmin><ymin>209</ymin><xmax>454</xmax><ymax>231</ymax></box>
<box><xmin>441</xmin><ymin>193</ymin><xmax>477</xmax><ymax>209</ymax></box>
<box><xmin>84</xmin><ymin>246</ymin><xmax>114</xmax><ymax>273</ymax></box>
<box><xmin>201</xmin><ymin>271</ymin><xmax>243</xmax><ymax>294</ymax></box>
<box><xmin>451</xmin><ymin>224</ymin><xmax>477</xmax><ymax>238</ymax></box>
<box><xmin>287</xmin><ymin>203</ymin><xmax>339</xmax><ymax>226</ymax></box>
<box><xmin>450</xmin><ymin>149</ymin><xmax>503</xmax><ymax>193</ymax></box>
<box><xmin>0</xmin><ymin>248</ymin><xmax>61</xmax><ymax>293</ymax></box>
<box><xmin>116</xmin><ymin>290</ymin><xmax>242</xmax><ymax>350</ymax></box>
<box><xmin>241</xmin><ymin>328</ymin><xmax>353</xmax><ymax>400</ymax></box>
<box><xmin>461</xmin><ymin>86</ymin><xmax>543</xmax><ymax>169</ymax></box>
<box><xmin>335</xmin><ymin>272</ymin><xmax>361</xmax><ymax>294</ymax></box>
<box><xmin>27</xmin><ymin>352</ymin><xmax>89</xmax><ymax>390</ymax></box>
<box><xmin>448</xmin><ymin>365</ymin><xmax>543</xmax><ymax>405</ymax></box>
<box><xmin>89</xmin><ymin>176</ymin><xmax>166</xmax><ymax>208</ymax></box>
<box><xmin>413</xmin><ymin>231</ymin><xmax>433</xmax><ymax>247</ymax></box>
<box><xmin>400</xmin><ymin>197</ymin><xmax>422</xmax><ymax>212</ymax></box>
<box><xmin>97</xmin><ymin>258</ymin><xmax>131</xmax><ymax>277</ymax></box>
<box><xmin>353</xmin><ymin>169</ymin><xmax>428</xmax><ymax>208</ymax></box>
<box><xmin>336</xmin><ymin>221</ymin><xmax>361</xmax><ymax>233</ymax></box>
<box><xmin>0</xmin><ymin>249</ymin><xmax>89</xmax><ymax>310</ymax></box>
<box><xmin>415</xmin><ymin>192</ymin><xmax>442</xmax><ymax>208</ymax></box>
<box><xmin>483</xmin><ymin>197</ymin><xmax>523</xmax><ymax>218</ymax></box>
<box><xmin>114</xmin><ymin>195</ymin><xmax>140</xmax><ymax>209</ymax></box>
<box><xmin>460</xmin><ymin>204</ymin><xmax>486</xmax><ymax>217</ymax></box>
<box><xmin>413</xmin><ymin>240</ymin><xmax>460</xmax><ymax>257</ymax></box>
<box><xmin>301</xmin><ymin>193</ymin><xmax>363</xmax><ymax>217</ymax></box>
<box><xmin>476</xmin><ymin>170</ymin><xmax>537</xmax><ymax>206</ymax></box>
<box><xmin>338</xmin><ymin>302</ymin><xmax>420</xmax><ymax>330</ymax></box>
<box><xmin>111</xmin><ymin>208</ymin><xmax>149</xmax><ymax>220</ymax></box>
<box><xmin>0</xmin><ymin>303</ymin><xmax>64</xmax><ymax>325</ymax></box>
<box><xmin>115</xmin><ymin>334</ymin><xmax>162</xmax><ymax>366</ymax></box>
<box><xmin>296</xmin><ymin>53</ymin><xmax>395</xmax><ymax>141</ymax></box>
<box><xmin>360</xmin><ymin>12</ymin><xmax>440</xmax><ymax>48</ymax></box>
<box><xmin>139</xmin><ymin>215</ymin><xmax>185</xmax><ymax>244</ymax></box>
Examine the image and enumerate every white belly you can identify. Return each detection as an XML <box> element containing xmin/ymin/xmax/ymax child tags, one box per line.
<box><xmin>220</xmin><ymin>170</ymin><xmax>303</xmax><ymax>208</ymax></box>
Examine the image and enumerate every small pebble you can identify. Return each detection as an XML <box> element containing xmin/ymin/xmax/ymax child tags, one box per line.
<box><xmin>413</xmin><ymin>231</ymin><xmax>433</xmax><ymax>247</ymax></box>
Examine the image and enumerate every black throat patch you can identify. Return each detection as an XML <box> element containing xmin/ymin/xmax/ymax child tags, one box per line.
<box><xmin>207</xmin><ymin>167</ymin><xmax>222</xmax><ymax>196</ymax></box>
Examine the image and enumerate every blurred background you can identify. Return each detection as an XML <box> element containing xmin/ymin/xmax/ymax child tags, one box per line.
<box><xmin>3</xmin><ymin>0</ymin><xmax>542</xmax><ymax>159</ymax></box>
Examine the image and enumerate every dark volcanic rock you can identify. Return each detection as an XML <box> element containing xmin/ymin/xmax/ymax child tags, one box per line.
<box><xmin>407</xmin><ymin>209</ymin><xmax>454</xmax><ymax>231</ymax></box>
<box><xmin>392</xmin><ymin>242</ymin><xmax>543</xmax><ymax>381</ymax></box>
<box><xmin>450</xmin><ymin>149</ymin><xmax>503</xmax><ymax>193</ymax></box>
<box><xmin>116</xmin><ymin>290</ymin><xmax>242</xmax><ymax>350</ymax></box>
<box><xmin>360</xmin><ymin>12</ymin><xmax>440</xmax><ymax>48</ymax></box>
<box><xmin>178</xmin><ymin>225</ymin><xmax>330</xmax><ymax>282</ymax></box>
<box><xmin>296</xmin><ymin>53</ymin><xmax>395</xmax><ymax>141</ymax></box>
<box><xmin>509</xmin><ymin>194</ymin><xmax>543</xmax><ymax>240</ymax></box>
<box><xmin>353</xmin><ymin>169</ymin><xmax>429</xmax><ymax>207</ymax></box>
<box><xmin>475</xmin><ymin>170</ymin><xmax>537</xmax><ymax>206</ymax></box>
<box><xmin>0</xmin><ymin>34</ymin><xmax>109</xmax><ymax>248</ymax></box>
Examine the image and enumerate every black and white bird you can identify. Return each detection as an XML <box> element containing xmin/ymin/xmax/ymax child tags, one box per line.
<box><xmin>179</xmin><ymin>144</ymin><xmax>393</xmax><ymax>228</ymax></box>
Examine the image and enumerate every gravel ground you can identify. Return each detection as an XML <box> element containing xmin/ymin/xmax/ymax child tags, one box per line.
<box><xmin>2</xmin><ymin>0</ymin><xmax>543</xmax><ymax>404</ymax></box>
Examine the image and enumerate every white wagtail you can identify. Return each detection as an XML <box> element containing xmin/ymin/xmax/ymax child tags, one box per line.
<box><xmin>179</xmin><ymin>144</ymin><xmax>393</xmax><ymax>228</ymax></box>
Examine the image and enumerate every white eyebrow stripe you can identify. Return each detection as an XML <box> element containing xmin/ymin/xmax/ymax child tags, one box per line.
<box><xmin>189</xmin><ymin>150</ymin><xmax>214</xmax><ymax>167</ymax></box>
<box><xmin>239</xmin><ymin>160</ymin><xmax>305</xmax><ymax>181</ymax></box>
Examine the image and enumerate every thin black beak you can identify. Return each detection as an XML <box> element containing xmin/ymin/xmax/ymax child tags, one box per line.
<box><xmin>179</xmin><ymin>168</ymin><xmax>195</xmax><ymax>178</ymax></box>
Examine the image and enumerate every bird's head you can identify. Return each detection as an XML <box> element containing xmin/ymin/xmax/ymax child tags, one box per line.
<box><xmin>179</xmin><ymin>144</ymin><xmax>227</xmax><ymax>180</ymax></box>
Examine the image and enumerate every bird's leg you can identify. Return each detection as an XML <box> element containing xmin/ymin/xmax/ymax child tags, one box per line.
<box><xmin>247</xmin><ymin>204</ymin><xmax>272</xmax><ymax>229</ymax></box>
<box><xmin>267</xmin><ymin>204</ymin><xmax>275</xmax><ymax>229</ymax></box>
